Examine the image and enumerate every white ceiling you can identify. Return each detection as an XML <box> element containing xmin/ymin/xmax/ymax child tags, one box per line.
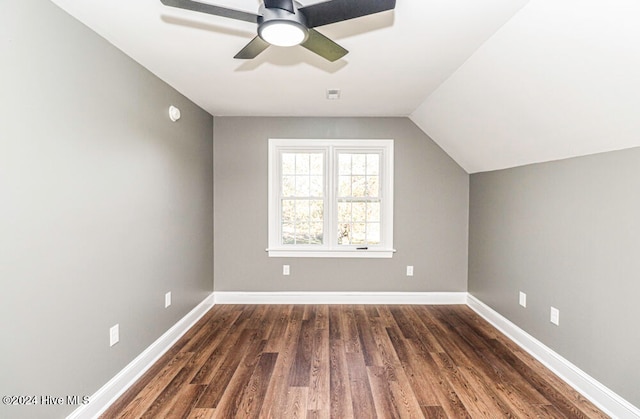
<box><xmin>51</xmin><ymin>0</ymin><xmax>640</xmax><ymax>173</ymax></box>
<box><xmin>50</xmin><ymin>0</ymin><xmax>528</xmax><ymax>118</ymax></box>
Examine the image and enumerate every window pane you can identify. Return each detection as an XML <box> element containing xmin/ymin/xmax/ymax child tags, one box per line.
<box><xmin>282</xmin><ymin>222</ymin><xmax>295</xmax><ymax>244</ymax></box>
<box><xmin>282</xmin><ymin>176</ymin><xmax>295</xmax><ymax>197</ymax></box>
<box><xmin>338</xmin><ymin>202</ymin><xmax>351</xmax><ymax>221</ymax></box>
<box><xmin>352</xmin><ymin>223</ymin><xmax>366</xmax><ymax>244</ymax></box>
<box><xmin>310</xmin><ymin>176</ymin><xmax>323</xmax><ymax>197</ymax></box>
<box><xmin>310</xmin><ymin>222</ymin><xmax>323</xmax><ymax>244</ymax></box>
<box><xmin>367</xmin><ymin>154</ymin><xmax>379</xmax><ymax>175</ymax></box>
<box><xmin>367</xmin><ymin>223</ymin><xmax>380</xmax><ymax>244</ymax></box>
<box><xmin>282</xmin><ymin>200</ymin><xmax>295</xmax><ymax>223</ymax></box>
<box><xmin>367</xmin><ymin>202</ymin><xmax>380</xmax><ymax>222</ymax></box>
<box><xmin>338</xmin><ymin>223</ymin><xmax>351</xmax><ymax>245</ymax></box>
<box><xmin>295</xmin><ymin>176</ymin><xmax>310</xmax><ymax>197</ymax></box>
<box><xmin>310</xmin><ymin>200</ymin><xmax>323</xmax><ymax>221</ymax></box>
<box><xmin>296</xmin><ymin>200</ymin><xmax>310</xmax><ymax>222</ymax></box>
<box><xmin>338</xmin><ymin>176</ymin><xmax>351</xmax><ymax>197</ymax></box>
<box><xmin>295</xmin><ymin>220</ymin><xmax>310</xmax><ymax>243</ymax></box>
<box><xmin>352</xmin><ymin>154</ymin><xmax>366</xmax><ymax>175</ymax></box>
<box><xmin>282</xmin><ymin>153</ymin><xmax>296</xmax><ymax>175</ymax></box>
<box><xmin>339</xmin><ymin>154</ymin><xmax>351</xmax><ymax>175</ymax></box>
<box><xmin>366</xmin><ymin>176</ymin><xmax>379</xmax><ymax>197</ymax></box>
<box><xmin>310</xmin><ymin>154</ymin><xmax>323</xmax><ymax>175</ymax></box>
<box><xmin>296</xmin><ymin>154</ymin><xmax>310</xmax><ymax>174</ymax></box>
<box><xmin>352</xmin><ymin>176</ymin><xmax>366</xmax><ymax>197</ymax></box>
<box><xmin>352</xmin><ymin>202</ymin><xmax>367</xmax><ymax>222</ymax></box>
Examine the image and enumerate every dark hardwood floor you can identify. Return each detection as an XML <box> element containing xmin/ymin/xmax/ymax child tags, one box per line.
<box><xmin>101</xmin><ymin>304</ymin><xmax>609</xmax><ymax>418</ymax></box>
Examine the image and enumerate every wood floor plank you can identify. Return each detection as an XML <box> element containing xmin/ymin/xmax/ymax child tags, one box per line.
<box><xmin>345</xmin><ymin>351</ymin><xmax>378</xmax><ymax>418</ymax></box>
<box><xmin>432</xmin><ymin>350</ymin><xmax>501</xmax><ymax>418</ymax></box>
<box><xmin>103</xmin><ymin>304</ymin><xmax>610</xmax><ymax>419</ymax></box>
<box><xmin>385</xmin><ymin>326</ymin><xmax>440</xmax><ymax>407</ymax></box>
<box><xmin>195</xmin><ymin>329</ymin><xmax>259</xmax><ymax>408</ymax></box>
<box><xmin>259</xmin><ymin>306</ymin><xmax>304</xmax><ymax>418</ymax></box>
<box><xmin>404</xmin><ymin>306</ymin><xmax>446</xmax><ymax>353</ymax></box>
<box><xmin>111</xmin><ymin>351</ymin><xmax>194</xmax><ymax>419</ymax></box>
<box><xmin>140</xmin><ymin>357</ymin><xmax>199</xmax><ymax>419</ymax></box>
<box><xmin>389</xmin><ymin>306</ymin><xmax>419</xmax><ymax>340</ymax></box>
<box><xmin>237</xmin><ymin>352</ymin><xmax>278</xmax><ymax>418</ymax></box>
<box><xmin>354</xmin><ymin>306</ymin><xmax>383</xmax><ymax>367</ymax></box>
<box><xmin>283</xmin><ymin>387</ymin><xmax>308</xmax><ymax>419</ymax></box>
<box><xmin>288</xmin><ymin>318</ymin><xmax>314</xmax><ymax>387</ymax></box>
<box><xmin>420</xmin><ymin>405</ymin><xmax>447</xmax><ymax>418</ymax></box>
<box><xmin>404</xmin><ymin>338</ymin><xmax>471</xmax><ymax>418</ymax></box>
<box><xmin>328</xmin><ymin>338</ymin><xmax>355</xmax><ymax>419</ymax></box>
<box><xmin>307</xmin><ymin>327</ymin><xmax>330</xmax><ymax>413</ymax></box>
<box><xmin>210</xmin><ymin>335</ymin><xmax>266</xmax><ymax>418</ymax></box>
<box><xmin>314</xmin><ymin>304</ymin><xmax>330</xmax><ymax>330</ymax></box>
<box><xmin>189</xmin><ymin>308</ymin><xmax>248</xmax><ymax>385</ymax></box>
<box><xmin>164</xmin><ymin>384</ymin><xmax>207</xmax><ymax>419</ymax></box>
<box><xmin>341</xmin><ymin>306</ymin><xmax>362</xmax><ymax>354</ymax></box>
<box><xmin>186</xmin><ymin>407</ymin><xmax>215</xmax><ymax>419</ymax></box>
<box><xmin>368</xmin><ymin>315</ymin><xmax>402</xmax><ymax>381</ymax></box>
<box><xmin>262</xmin><ymin>305</ymin><xmax>293</xmax><ymax>352</ymax></box>
<box><xmin>328</xmin><ymin>306</ymin><xmax>343</xmax><ymax>341</ymax></box>
<box><xmin>367</xmin><ymin>365</ymin><xmax>401</xmax><ymax>418</ymax></box>
<box><xmin>387</xmin><ymin>377</ymin><xmax>427</xmax><ymax>419</ymax></box>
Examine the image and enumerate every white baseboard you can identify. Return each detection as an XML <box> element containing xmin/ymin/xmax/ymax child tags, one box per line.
<box><xmin>467</xmin><ymin>294</ymin><xmax>640</xmax><ymax>419</ymax></box>
<box><xmin>66</xmin><ymin>294</ymin><xmax>215</xmax><ymax>419</ymax></box>
<box><xmin>213</xmin><ymin>291</ymin><xmax>468</xmax><ymax>305</ymax></box>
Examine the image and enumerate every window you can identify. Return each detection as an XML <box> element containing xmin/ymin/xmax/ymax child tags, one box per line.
<box><xmin>268</xmin><ymin>139</ymin><xmax>394</xmax><ymax>258</ymax></box>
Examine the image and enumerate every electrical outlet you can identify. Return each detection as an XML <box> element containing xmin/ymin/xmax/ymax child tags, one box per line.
<box><xmin>550</xmin><ymin>307</ymin><xmax>560</xmax><ymax>326</ymax></box>
<box><xmin>406</xmin><ymin>265</ymin><xmax>414</xmax><ymax>276</ymax></box>
<box><xmin>519</xmin><ymin>292</ymin><xmax>527</xmax><ymax>308</ymax></box>
<box><xmin>283</xmin><ymin>265</ymin><xmax>290</xmax><ymax>276</ymax></box>
<box><xmin>165</xmin><ymin>291</ymin><xmax>172</xmax><ymax>308</ymax></box>
<box><xmin>110</xmin><ymin>324</ymin><xmax>119</xmax><ymax>347</ymax></box>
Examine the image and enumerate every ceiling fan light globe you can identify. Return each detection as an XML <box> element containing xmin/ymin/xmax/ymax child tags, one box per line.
<box><xmin>259</xmin><ymin>21</ymin><xmax>307</xmax><ymax>47</ymax></box>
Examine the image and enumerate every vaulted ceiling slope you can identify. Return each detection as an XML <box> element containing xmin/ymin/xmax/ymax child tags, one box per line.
<box><xmin>411</xmin><ymin>0</ymin><xmax>640</xmax><ymax>173</ymax></box>
<box><xmin>50</xmin><ymin>0</ymin><xmax>640</xmax><ymax>174</ymax></box>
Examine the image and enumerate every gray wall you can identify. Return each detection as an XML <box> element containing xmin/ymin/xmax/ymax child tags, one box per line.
<box><xmin>0</xmin><ymin>1</ymin><xmax>213</xmax><ymax>418</ymax></box>
<box><xmin>214</xmin><ymin>117</ymin><xmax>469</xmax><ymax>292</ymax></box>
<box><xmin>469</xmin><ymin>148</ymin><xmax>640</xmax><ymax>407</ymax></box>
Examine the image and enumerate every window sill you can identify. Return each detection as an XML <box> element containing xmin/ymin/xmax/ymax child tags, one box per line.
<box><xmin>266</xmin><ymin>249</ymin><xmax>396</xmax><ymax>258</ymax></box>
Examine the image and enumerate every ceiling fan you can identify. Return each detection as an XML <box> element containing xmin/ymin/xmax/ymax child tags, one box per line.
<box><xmin>159</xmin><ymin>0</ymin><xmax>396</xmax><ymax>62</ymax></box>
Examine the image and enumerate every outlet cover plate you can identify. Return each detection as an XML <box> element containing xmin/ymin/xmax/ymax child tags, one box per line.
<box><xmin>550</xmin><ymin>307</ymin><xmax>560</xmax><ymax>326</ymax></box>
<box><xmin>519</xmin><ymin>292</ymin><xmax>527</xmax><ymax>308</ymax></box>
<box><xmin>110</xmin><ymin>324</ymin><xmax>119</xmax><ymax>347</ymax></box>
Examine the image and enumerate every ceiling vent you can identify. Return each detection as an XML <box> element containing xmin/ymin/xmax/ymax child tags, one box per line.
<box><xmin>326</xmin><ymin>89</ymin><xmax>341</xmax><ymax>100</ymax></box>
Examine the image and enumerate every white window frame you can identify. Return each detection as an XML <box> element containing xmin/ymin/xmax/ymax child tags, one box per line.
<box><xmin>268</xmin><ymin>138</ymin><xmax>394</xmax><ymax>258</ymax></box>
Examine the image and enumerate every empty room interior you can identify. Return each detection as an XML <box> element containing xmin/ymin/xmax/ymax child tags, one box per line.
<box><xmin>2</xmin><ymin>0</ymin><xmax>640</xmax><ymax>418</ymax></box>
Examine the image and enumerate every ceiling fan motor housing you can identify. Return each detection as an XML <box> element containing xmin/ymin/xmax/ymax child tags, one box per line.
<box><xmin>258</xmin><ymin>1</ymin><xmax>309</xmax><ymax>46</ymax></box>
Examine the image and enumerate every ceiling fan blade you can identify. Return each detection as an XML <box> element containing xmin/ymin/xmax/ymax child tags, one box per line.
<box><xmin>234</xmin><ymin>36</ymin><xmax>270</xmax><ymax>59</ymax></box>
<box><xmin>160</xmin><ymin>0</ymin><xmax>259</xmax><ymax>24</ymax></box>
<box><xmin>299</xmin><ymin>0</ymin><xmax>396</xmax><ymax>28</ymax></box>
<box><xmin>301</xmin><ymin>29</ymin><xmax>348</xmax><ymax>62</ymax></box>
<box><xmin>264</xmin><ymin>0</ymin><xmax>295</xmax><ymax>13</ymax></box>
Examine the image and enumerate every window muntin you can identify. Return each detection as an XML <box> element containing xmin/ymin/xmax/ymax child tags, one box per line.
<box><xmin>268</xmin><ymin>139</ymin><xmax>393</xmax><ymax>258</ymax></box>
